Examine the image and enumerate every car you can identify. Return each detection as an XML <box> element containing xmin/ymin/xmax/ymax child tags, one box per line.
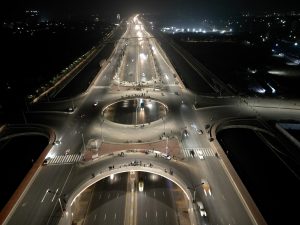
<box><xmin>66</xmin><ymin>107</ymin><xmax>76</xmax><ymax>112</ymax></box>
<box><xmin>196</xmin><ymin>201</ymin><xmax>207</xmax><ymax>217</ymax></box>
<box><xmin>161</xmin><ymin>153</ymin><xmax>171</xmax><ymax>160</ymax></box>
<box><xmin>138</xmin><ymin>179</ymin><xmax>144</xmax><ymax>192</ymax></box>
<box><xmin>93</xmin><ymin>101</ymin><xmax>99</xmax><ymax>107</ymax></box>
<box><xmin>65</xmin><ymin>149</ymin><xmax>70</xmax><ymax>155</ymax></box>
<box><xmin>43</xmin><ymin>157</ymin><xmax>51</xmax><ymax>165</ymax></box>
<box><xmin>197</xmin><ymin>129</ymin><xmax>203</xmax><ymax>134</ymax></box>
<box><xmin>183</xmin><ymin>129</ymin><xmax>189</xmax><ymax>137</ymax></box>
<box><xmin>201</xmin><ymin>179</ymin><xmax>212</xmax><ymax>196</ymax></box>
<box><xmin>54</xmin><ymin>140</ymin><xmax>61</xmax><ymax>145</ymax></box>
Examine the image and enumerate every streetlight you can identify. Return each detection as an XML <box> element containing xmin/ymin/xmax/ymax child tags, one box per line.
<box><xmin>187</xmin><ymin>183</ymin><xmax>202</xmax><ymax>203</ymax></box>
<box><xmin>135</xmin><ymin>100</ymin><xmax>139</xmax><ymax>127</ymax></box>
<box><xmin>22</xmin><ymin>111</ymin><xmax>27</xmax><ymax>124</ymax></box>
<box><xmin>100</xmin><ymin>119</ymin><xmax>104</xmax><ymax>142</ymax></box>
<box><xmin>162</xmin><ymin>116</ymin><xmax>165</xmax><ymax>136</ymax></box>
<box><xmin>165</xmin><ymin>137</ymin><xmax>168</xmax><ymax>154</ymax></box>
<box><xmin>81</xmin><ymin>133</ymin><xmax>86</xmax><ymax>153</ymax></box>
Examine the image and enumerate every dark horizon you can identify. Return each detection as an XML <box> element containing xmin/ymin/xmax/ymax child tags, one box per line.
<box><xmin>2</xmin><ymin>0</ymin><xmax>300</xmax><ymax>21</ymax></box>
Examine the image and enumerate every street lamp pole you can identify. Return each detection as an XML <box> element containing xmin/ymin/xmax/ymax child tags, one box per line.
<box><xmin>81</xmin><ymin>133</ymin><xmax>86</xmax><ymax>153</ymax></box>
<box><xmin>101</xmin><ymin>120</ymin><xmax>104</xmax><ymax>142</ymax></box>
<box><xmin>136</xmin><ymin>105</ymin><xmax>138</xmax><ymax>127</ymax></box>
<box><xmin>165</xmin><ymin>137</ymin><xmax>168</xmax><ymax>154</ymax></box>
<box><xmin>163</xmin><ymin>116</ymin><xmax>165</xmax><ymax>135</ymax></box>
<box><xmin>193</xmin><ymin>189</ymin><xmax>196</xmax><ymax>203</ymax></box>
<box><xmin>22</xmin><ymin>111</ymin><xmax>27</xmax><ymax>124</ymax></box>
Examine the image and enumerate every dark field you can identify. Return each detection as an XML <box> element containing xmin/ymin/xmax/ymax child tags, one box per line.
<box><xmin>217</xmin><ymin>128</ymin><xmax>300</xmax><ymax>225</ymax></box>
<box><xmin>172</xmin><ymin>37</ymin><xmax>300</xmax><ymax>97</ymax></box>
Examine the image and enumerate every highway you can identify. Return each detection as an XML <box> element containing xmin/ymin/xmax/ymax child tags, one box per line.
<box><xmin>80</xmin><ymin>173</ymin><xmax>127</xmax><ymax>225</ymax></box>
<box><xmin>3</xmin><ymin>14</ymin><xmax>300</xmax><ymax>225</ymax></box>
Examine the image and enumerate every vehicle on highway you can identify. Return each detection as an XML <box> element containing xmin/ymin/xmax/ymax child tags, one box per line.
<box><xmin>161</xmin><ymin>153</ymin><xmax>171</xmax><ymax>160</ymax></box>
<box><xmin>54</xmin><ymin>140</ymin><xmax>61</xmax><ymax>145</ymax></box>
<box><xmin>196</xmin><ymin>201</ymin><xmax>207</xmax><ymax>217</ymax></box>
<box><xmin>66</xmin><ymin>107</ymin><xmax>76</xmax><ymax>112</ymax></box>
<box><xmin>93</xmin><ymin>101</ymin><xmax>99</xmax><ymax>107</ymax></box>
<box><xmin>196</xmin><ymin>128</ymin><xmax>203</xmax><ymax>134</ymax></box>
<box><xmin>65</xmin><ymin>149</ymin><xmax>70</xmax><ymax>155</ymax></box>
<box><xmin>43</xmin><ymin>157</ymin><xmax>51</xmax><ymax>165</ymax></box>
<box><xmin>201</xmin><ymin>179</ymin><xmax>212</xmax><ymax>196</ymax></box>
<box><xmin>183</xmin><ymin>129</ymin><xmax>189</xmax><ymax>137</ymax></box>
<box><xmin>138</xmin><ymin>179</ymin><xmax>144</xmax><ymax>192</ymax></box>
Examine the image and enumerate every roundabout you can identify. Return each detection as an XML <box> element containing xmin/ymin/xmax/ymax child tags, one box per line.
<box><xmin>102</xmin><ymin>98</ymin><xmax>168</xmax><ymax>125</ymax></box>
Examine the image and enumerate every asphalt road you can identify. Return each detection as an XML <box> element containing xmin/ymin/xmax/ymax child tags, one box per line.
<box><xmin>81</xmin><ymin>174</ymin><xmax>127</xmax><ymax>225</ymax></box>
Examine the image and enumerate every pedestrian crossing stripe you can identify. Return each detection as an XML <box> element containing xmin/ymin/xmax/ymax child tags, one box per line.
<box><xmin>183</xmin><ymin>148</ymin><xmax>215</xmax><ymax>158</ymax></box>
<box><xmin>48</xmin><ymin>154</ymin><xmax>83</xmax><ymax>165</ymax></box>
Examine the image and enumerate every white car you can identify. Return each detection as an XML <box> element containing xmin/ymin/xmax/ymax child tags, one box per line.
<box><xmin>161</xmin><ymin>153</ymin><xmax>171</xmax><ymax>160</ymax></box>
<box><xmin>197</xmin><ymin>201</ymin><xmax>207</xmax><ymax>217</ymax></box>
<box><xmin>138</xmin><ymin>180</ymin><xmax>144</xmax><ymax>192</ymax></box>
<box><xmin>54</xmin><ymin>140</ymin><xmax>61</xmax><ymax>145</ymax></box>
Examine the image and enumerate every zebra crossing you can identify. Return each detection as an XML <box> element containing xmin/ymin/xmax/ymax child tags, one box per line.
<box><xmin>47</xmin><ymin>154</ymin><xmax>83</xmax><ymax>165</ymax></box>
<box><xmin>182</xmin><ymin>148</ymin><xmax>215</xmax><ymax>159</ymax></box>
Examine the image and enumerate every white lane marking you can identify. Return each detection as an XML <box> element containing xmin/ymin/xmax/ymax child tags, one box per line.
<box><xmin>51</xmin><ymin>188</ymin><xmax>59</xmax><ymax>202</ymax></box>
<box><xmin>166</xmin><ymin>211</ymin><xmax>168</xmax><ymax>217</ymax></box>
<box><xmin>93</xmin><ymin>214</ymin><xmax>97</xmax><ymax>221</ymax></box>
<box><xmin>99</xmin><ymin>193</ymin><xmax>102</xmax><ymax>200</ymax></box>
<box><xmin>41</xmin><ymin>189</ymin><xmax>49</xmax><ymax>203</ymax></box>
<box><xmin>145</xmin><ymin>211</ymin><xmax>148</xmax><ymax>218</ymax></box>
<box><xmin>117</xmin><ymin>193</ymin><xmax>119</xmax><ymax>198</ymax></box>
<box><xmin>108</xmin><ymin>193</ymin><xmax>110</xmax><ymax>199</ymax></box>
<box><xmin>156</xmin><ymin>211</ymin><xmax>158</xmax><ymax>217</ymax></box>
<box><xmin>114</xmin><ymin>213</ymin><xmax>117</xmax><ymax>220</ymax></box>
<box><xmin>104</xmin><ymin>213</ymin><xmax>106</xmax><ymax>221</ymax></box>
<box><xmin>154</xmin><ymin>191</ymin><xmax>156</xmax><ymax>197</ymax></box>
<box><xmin>163</xmin><ymin>191</ymin><xmax>165</xmax><ymax>197</ymax></box>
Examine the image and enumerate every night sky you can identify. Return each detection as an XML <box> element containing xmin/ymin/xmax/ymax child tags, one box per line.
<box><xmin>2</xmin><ymin>0</ymin><xmax>300</xmax><ymax>19</ymax></box>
